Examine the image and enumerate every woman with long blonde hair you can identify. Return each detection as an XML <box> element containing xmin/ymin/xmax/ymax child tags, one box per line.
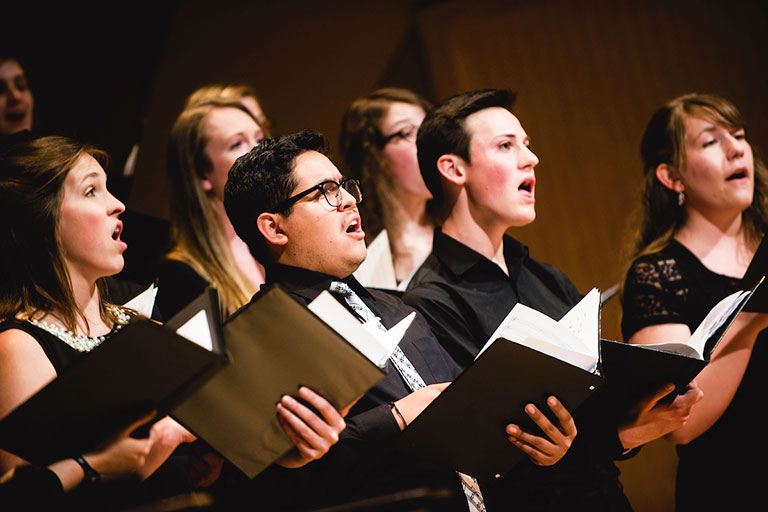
<box><xmin>157</xmin><ymin>98</ymin><xmax>265</xmax><ymax>318</ymax></box>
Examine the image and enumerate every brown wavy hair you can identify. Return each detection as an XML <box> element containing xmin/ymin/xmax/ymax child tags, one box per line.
<box><xmin>627</xmin><ymin>93</ymin><xmax>768</xmax><ymax>261</ymax></box>
<box><xmin>0</xmin><ymin>135</ymin><xmax>122</xmax><ymax>332</ymax></box>
<box><xmin>339</xmin><ymin>88</ymin><xmax>433</xmax><ymax>242</ymax></box>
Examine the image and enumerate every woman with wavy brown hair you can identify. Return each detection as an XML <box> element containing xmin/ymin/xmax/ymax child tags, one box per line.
<box><xmin>0</xmin><ymin>135</ymin><xmax>195</xmax><ymax>506</ymax></box>
<box><xmin>621</xmin><ymin>93</ymin><xmax>768</xmax><ymax>510</ymax></box>
<box><xmin>339</xmin><ymin>88</ymin><xmax>435</xmax><ymax>289</ymax></box>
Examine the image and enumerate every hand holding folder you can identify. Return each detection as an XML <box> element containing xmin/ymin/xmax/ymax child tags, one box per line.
<box><xmin>170</xmin><ymin>286</ymin><xmax>414</xmax><ymax>479</ymax></box>
<box><xmin>0</xmin><ymin>288</ymin><xmax>225</xmax><ymax>467</ymax></box>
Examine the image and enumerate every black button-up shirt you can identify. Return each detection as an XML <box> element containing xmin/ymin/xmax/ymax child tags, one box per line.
<box><xmin>403</xmin><ymin>229</ymin><xmax>582</xmax><ymax>369</ymax></box>
<box><xmin>220</xmin><ymin>263</ymin><xmax>467</xmax><ymax>511</ymax></box>
<box><xmin>403</xmin><ymin>229</ymin><xmax>632</xmax><ymax>511</ymax></box>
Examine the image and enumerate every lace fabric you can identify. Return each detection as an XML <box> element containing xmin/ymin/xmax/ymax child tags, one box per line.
<box><xmin>622</xmin><ymin>255</ymin><xmax>687</xmax><ymax>339</ymax></box>
<box><xmin>621</xmin><ymin>240</ymin><xmax>740</xmax><ymax>341</ymax></box>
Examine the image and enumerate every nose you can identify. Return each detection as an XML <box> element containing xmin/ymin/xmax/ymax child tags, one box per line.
<box><xmin>725</xmin><ymin>133</ymin><xmax>747</xmax><ymax>160</ymax></box>
<box><xmin>7</xmin><ymin>85</ymin><xmax>23</xmax><ymax>102</ymax></box>
<box><xmin>521</xmin><ymin>145</ymin><xmax>540</xmax><ymax>169</ymax></box>
<box><xmin>109</xmin><ymin>191</ymin><xmax>126</xmax><ymax>216</ymax></box>
<box><xmin>338</xmin><ymin>185</ymin><xmax>357</xmax><ymax>211</ymax></box>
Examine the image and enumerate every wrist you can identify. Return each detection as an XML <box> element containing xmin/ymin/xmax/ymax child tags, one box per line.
<box><xmin>388</xmin><ymin>401</ymin><xmax>406</xmax><ymax>430</ymax></box>
<box><xmin>74</xmin><ymin>455</ymin><xmax>101</xmax><ymax>487</ymax></box>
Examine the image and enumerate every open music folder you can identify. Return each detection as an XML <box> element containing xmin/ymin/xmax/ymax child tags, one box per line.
<box><xmin>170</xmin><ymin>286</ymin><xmax>414</xmax><ymax>479</ymax></box>
<box><xmin>398</xmin><ymin>282</ymin><xmax>759</xmax><ymax>480</ymax></box>
<box><xmin>0</xmin><ymin>288</ymin><xmax>226</xmax><ymax>466</ymax></box>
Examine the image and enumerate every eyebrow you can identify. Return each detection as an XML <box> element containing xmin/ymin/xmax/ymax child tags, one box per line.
<box><xmin>695</xmin><ymin>126</ymin><xmax>717</xmax><ymax>138</ymax></box>
<box><xmin>317</xmin><ymin>175</ymin><xmax>343</xmax><ymax>185</ymax></box>
<box><xmin>79</xmin><ymin>171</ymin><xmax>103</xmax><ymax>184</ymax></box>
<box><xmin>499</xmin><ymin>133</ymin><xmax>531</xmax><ymax>144</ymax></box>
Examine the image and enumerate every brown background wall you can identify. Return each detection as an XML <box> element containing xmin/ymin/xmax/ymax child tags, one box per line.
<box><xmin>128</xmin><ymin>3</ymin><xmax>768</xmax><ymax>509</ymax></box>
<box><xmin>7</xmin><ymin>1</ymin><xmax>767</xmax><ymax>509</ymax></box>
<box><xmin>131</xmin><ymin>0</ymin><xmax>768</xmax><ymax>340</ymax></box>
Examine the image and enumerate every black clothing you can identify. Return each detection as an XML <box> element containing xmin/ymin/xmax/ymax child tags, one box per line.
<box><xmin>0</xmin><ymin>319</ymin><xmax>194</xmax><ymax>510</ymax></box>
<box><xmin>0</xmin><ymin>320</ymin><xmax>83</xmax><ymax>375</ymax></box>
<box><xmin>0</xmin><ymin>464</ymin><xmax>64</xmax><ymax>510</ymax></box>
<box><xmin>216</xmin><ymin>263</ymin><xmax>468</xmax><ymax>511</ymax></box>
<box><xmin>622</xmin><ymin>240</ymin><xmax>767</xmax><ymax>511</ymax></box>
<box><xmin>403</xmin><ymin>230</ymin><xmax>583</xmax><ymax>369</ymax></box>
<box><xmin>403</xmin><ymin>229</ymin><xmax>633</xmax><ymax>511</ymax></box>
<box><xmin>114</xmin><ymin>210</ymin><xmax>171</xmax><ymax>286</ymax></box>
<box><xmin>622</xmin><ymin>239</ymin><xmax>743</xmax><ymax>337</ymax></box>
<box><xmin>154</xmin><ymin>259</ymin><xmax>210</xmax><ymax>320</ymax></box>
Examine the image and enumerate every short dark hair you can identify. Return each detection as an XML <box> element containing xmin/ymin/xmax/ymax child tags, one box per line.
<box><xmin>417</xmin><ymin>89</ymin><xmax>516</xmax><ymax>206</ymax></box>
<box><xmin>224</xmin><ymin>129</ymin><xmax>328</xmax><ymax>263</ymax></box>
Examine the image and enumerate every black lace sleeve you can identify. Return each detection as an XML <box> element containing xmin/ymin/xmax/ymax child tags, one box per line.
<box><xmin>621</xmin><ymin>254</ymin><xmax>688</xmax><ymax>341</ymax></box>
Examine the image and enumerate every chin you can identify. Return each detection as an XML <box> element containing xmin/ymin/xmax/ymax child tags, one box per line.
<box><xmin>509</xmin><ymin>210</ymin><xmax>536</xmax><ymax>228</ymax></box>
<box><xmin>344</xmin><ymin>249</ymin><xmax>368</xmax><ymax>276</ymax></box>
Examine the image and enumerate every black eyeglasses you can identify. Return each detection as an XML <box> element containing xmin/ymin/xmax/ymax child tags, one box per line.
<box><xmin>270</xmin><ymin>178</ymin><xmax>363</xmax><ymax>213</ymax></box>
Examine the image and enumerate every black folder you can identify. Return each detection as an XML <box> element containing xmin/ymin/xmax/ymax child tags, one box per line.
<box><xmin>601</xmin><ymin>279</ymin><xmax>760</xmax><ymax>403</ymax></box>
<box><xmin>396</xmin><ymin>338</ymin><xmax>603</xmax><ymax>482</ymax></box>
<box><xmin>0</xmin><ymin>289</ymin><xmax>226</xmax><ymax>466</ymax></box>
<box><xmin>170</xmin><ymin>286</ymin><xmax>391</xmax><ymax>479</ymax></box>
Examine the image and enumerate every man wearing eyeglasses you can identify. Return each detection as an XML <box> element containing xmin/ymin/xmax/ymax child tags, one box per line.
<box><xmin>220</xmin><ymin>129</ymin><xmax>575</xmax><ymax>511</ymax></box>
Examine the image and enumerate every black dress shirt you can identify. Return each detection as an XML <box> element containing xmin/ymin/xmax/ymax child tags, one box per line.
<box><xmin>215</xmin><ymin>263</ymin><xmax>468</xmax><ymax>511</ymax></box>
<box><xmin>403</xmin><ymin>229</ymin><xmax>633</xmax><ymax>511</ymax></box>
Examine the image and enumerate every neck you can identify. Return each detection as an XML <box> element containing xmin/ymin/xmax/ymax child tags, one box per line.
<box><xmin>442</xmin><ymin>195</ymin><xmax>508</xmax><ymax>275</ymax></box>
<box><xmin>379</xmin><ymin>188</ymin><xmax>434</xmax><ymax>282</ymax></box>
<box><xmin>211</xmin><ymin>198</ymin><xmax>239</xmax><ymax>243</ymax></box>
<box><xmin>676</xmin><ymin>206</ymin><xmax>744</xmax><ymax>247</ymax></box>
<box><xmin>212</xmin><ymin>198</ymin><xmax>265</xmax><ymax>288</ymax></box>
<box><xmin>60</xmin><ymin>270</ymin><xmax>105</xmax><ymax>336</ymax></box>
<box><xmin>675</xmin><ymin>207</ymin><xmax>754</xmax><ymax>276</ymax></box>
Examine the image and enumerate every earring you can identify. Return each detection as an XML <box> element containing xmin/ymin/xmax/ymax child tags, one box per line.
<box><xmin>678</xmin><ymin>191</ymin><xmax>685</xmax><ymax>206</ymax></box>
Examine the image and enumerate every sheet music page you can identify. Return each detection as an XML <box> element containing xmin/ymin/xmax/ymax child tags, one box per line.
<box><xmin>380</xmin><ymin>312</ymin><xmax>415</xmax><ymax>354</ymax></box>
<box><xmin>558</xmin><ymin>288</ymin><xmax>600</xmax><ymax>361</ymax></box>
<box><xmin>353</xmin><ymin>230</ymin><xmax>397</xmax><ymax>290</ymax></box>
<box><xmin>477</xmin><ymin>302</ymin><xmax>598</xmax><ymax>370</ymax></box>
<box><xmin>122</xmin><ymin>283</ymin><xmax>158</xmax><ymax>317</ymax></box>
<box><xmin>175</xmin><ymin>309</ymin><xmax>214</xmax><ymax>351</ymax></box>
<box><xmin>688</xmin><ymin>289</ymin><xmax>750</xmax><ymax>356</ymax></box>
<box><xmin>309</xmin><ymin>291</ymin><xmax>400</xmax><ymax>367</ymax></box>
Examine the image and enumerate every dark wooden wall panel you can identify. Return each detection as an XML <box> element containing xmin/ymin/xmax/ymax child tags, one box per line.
<box><xmin>123</xmin><ymin>3</ymin><xmax>768</xmax><ymax>508</ymax></box>
<box><xmin>417</xmin><ymin>0</ymin><xmax>768</xmax><ymax>341</ymax></box>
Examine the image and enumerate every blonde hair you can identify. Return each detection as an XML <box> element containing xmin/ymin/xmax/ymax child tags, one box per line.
<box><xmin>185</xmin><ymin>83</ymin><xmax>271</xmax><ymax>136</ymax></box>
<box><xmin>166</xmin><ymin>100</ymin><xmax>259</xmax><ymax>316</ymax></box>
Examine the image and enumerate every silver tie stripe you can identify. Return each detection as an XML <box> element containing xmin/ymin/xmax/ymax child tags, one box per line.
<box><xmin>329</xmin><ymin>281</ymin><xmax>486</xmax><ymax>512</ymax></box>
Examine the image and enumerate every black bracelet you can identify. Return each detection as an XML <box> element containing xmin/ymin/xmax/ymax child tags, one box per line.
<box><xmin>75</xmin><ymin>456</ymin><xmax>101</xmax><ymax>486</ymax></box>
<box><xmin>388</xmin><ymin>401</ymin><xmax>406</xmax><ymax>428</ymax></box>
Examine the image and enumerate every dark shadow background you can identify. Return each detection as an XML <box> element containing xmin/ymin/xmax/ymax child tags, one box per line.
<box><xmin>4</xmin><ymin>1</ymin><xmax>768</xmax><ymax>509</ymax></box>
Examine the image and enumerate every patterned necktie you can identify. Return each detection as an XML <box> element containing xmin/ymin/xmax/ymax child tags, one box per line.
<box><xmin>329</xmin><ymin>281</ymin><xmax>486</xmax><ymax>512</ymax></box>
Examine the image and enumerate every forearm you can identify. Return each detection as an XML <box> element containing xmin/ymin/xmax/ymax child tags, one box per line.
<box><xmin>626</xmin><ymin>319</ymin><xmax>764</xmax><ymax>446</ymax></box>
<box><xmin>667</xmin><ymin>335</ymin><xmax>756</xmax><ymax>444</ymax></box>
<box><xmin>46</xmin><ymin>459</ymin><xmax>84</xmax><ymax>492</ymax></box>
